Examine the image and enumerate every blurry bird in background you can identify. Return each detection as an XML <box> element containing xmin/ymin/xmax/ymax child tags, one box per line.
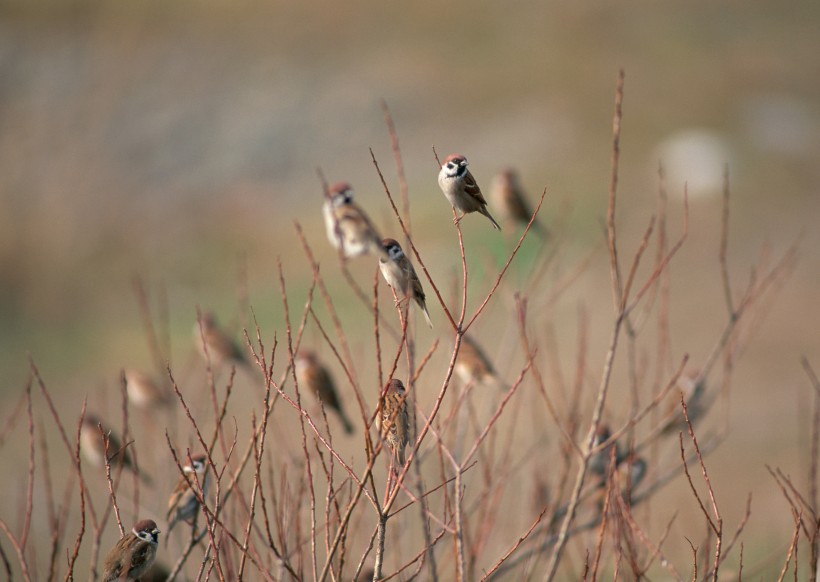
<box><xmin>378</xmin><ymin>238</ymin><xmax>433</xmax><ymax>328</ymax></box>
<box><xmin>294</xmin><ymin>350</ymin><xmax>355</xmax><ymax>434</ymax></box>
<box><xmin>80</xmin><ymin>413</ymin><xmax>151</xmax><ymax>484</ymax></box>
<box><xmin>124</xmin><ymin>368</ymin><xmax>170</xmax><ymax>410</ymax></box>
<box><xmin>322</xmin><ymin>182</ymin><xmax>388</xmax><ymax>260</ymax></box>
<box><xmin>658</xmin><ymin>369</ymin><xmax>714</xmax><ymax>436</ymax></box>
<box><xmin>490</xmin><ymin>167</ymin><xmax>547</xmax><ymax>236</ymax></box>
<box><xmin>437</xmin><ymin>153</ymin><xmax>502</xmax><ymax>230</ymax></box>
<box><xmin>454</xmin><ymin>335</ymin><xmax>506</xmax><ymax>391</ymax></box>
<box><xmin>193</xmin><ymin>311</ymin><xmax>252</xmax><ymax>372</ymax></box>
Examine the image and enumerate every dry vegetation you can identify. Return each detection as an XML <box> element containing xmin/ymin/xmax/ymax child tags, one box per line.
<box><xmin>0</xmin><ymin>71</ymin><xmax>815</xmax><ymax>580</ymax></box>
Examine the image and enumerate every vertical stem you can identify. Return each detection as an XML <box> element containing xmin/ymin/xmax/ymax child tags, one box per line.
<box><xmin>373</xmin><ymin>512</ymin><xmax>387</xmax><ymax>581</ymax></box>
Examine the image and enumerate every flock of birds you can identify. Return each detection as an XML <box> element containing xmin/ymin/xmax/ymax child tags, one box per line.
<box><xmin>85</xmin><ymin>153</ymin><xmax>541</xmax><ymax>580</ymax></box>
<box><xmin>84</xmin><ymin>153</ymin><xmax>704</xmax><ymax>580</ymax></box>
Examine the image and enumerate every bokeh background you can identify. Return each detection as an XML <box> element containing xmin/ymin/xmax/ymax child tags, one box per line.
<box><xmin>2</xmin><ymin>0</ymin><xmax>820</xmax><ymax>577</ymax></box>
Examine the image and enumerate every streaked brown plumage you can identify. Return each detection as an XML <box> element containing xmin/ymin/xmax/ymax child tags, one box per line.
<box><xmin>101</xmin><ymin>519</ymin><xmax>160</xmax><ymax>582</ymax></box>
<box><xmin>194</xmin><ymin>312</ymin><xmax>250</xmax><ymax>369</ymax></box>
<box><xmin>166</xmin><ymin>454</ymin><xmax>209</xmax><ymax>536</ymax></box>
<box><xmin>378</xmin><ymin>238</ymin><xmax>433</xmax><ymax>328</ymax></box>
<box><xmin>490</xmin><ymin>167</ymin><xmax>546</xmax><ymax>235</ymax></box>
<box><xmin>322</xmin><ymin>182</ymin><xmax>388</xmax><ymax>259</ymax></box>
<box><xmin>437</xmin><ymin>153</ymin><xmax>501</xmax><ymax>230</ymax></box>
<box><xmin>376</xmin><ymin>379</ymin><xmax>409</xmax><ymax>469</ymax></box>
<box><xmin>294</xmin><ymin>350</ymin><xmax>354</xmax><ymax>434</ymax></box>
<box><xmin>454</xmin><ymin>335</ymin><xmax>505</xmax><ymax>390</ymax></box>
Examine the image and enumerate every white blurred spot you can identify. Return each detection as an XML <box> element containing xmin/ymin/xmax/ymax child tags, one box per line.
<box><xmin>655</xmin><ymin>129</ymin><xmax>733</xmax><ymax>199</ymax></box>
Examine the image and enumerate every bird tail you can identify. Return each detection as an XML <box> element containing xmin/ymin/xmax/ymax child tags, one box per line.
<box><xmin>339</xmin><ymin>412</ymin><xmax>355</xmax><ymax>435</ymax></box>
<box><xmin>419</xmin><ymin>303</ymin><xmax>433</xmax><ymax>329</ymax></box>
<box><xmin>481</xmin><ymin>207</ymin><xmax>502</xmax><ymax>230</ymax></box>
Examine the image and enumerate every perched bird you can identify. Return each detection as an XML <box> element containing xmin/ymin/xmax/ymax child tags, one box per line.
<box><xmin>490</xmin><ymin>167</ymin><xmax>546</xmax><ymax>235</ymax></box>
<box><xmin>454</xmin><ymin>335</ymin><xmax>505</xmax><ymax>390</ymax></box>
<box><xmin>376</xmin><ymin>379</ymin><xmax>410</xmax><ymax>472</ymax></box>
<box><xmin>80</xmin><ymin>414</ymin><xmax>148</xmax><ymax>483</ymax></box>
<box><xmin>437</xmin><ymin>153</ymin><xmax>501</xmax><ymax>230</ymax></box>
<box><xmin>101</xmin><ymin>519</ymin><xmax>160</xmax><ymax>582</ymax></box>
<box><xmin>322</xmin><ymin>182</ymin><xmax>387</xmax><ymax>259</ymax></box>
<box><xmin>124</xmin><ymin>369</ymin><xmax>169</xmax><ymax>410</ymax></box>
<box><xmin>294</xmin><ymin>350</ymin><xmax>355</xmax><ymax>434</ymax></box>
<box><xmin>166</xmin><ymin>454</ymin><xmax>210</xmax><ymax>536</ymax></box>
<box><xmin>194</xmin><ymin>312</ymin><xmax>250</xmax><ymax>370</ymax></box>
<box><xmin>378</xmin><ymin>238</ymin><xmax>433</xmax><ymax>328</ymax></box>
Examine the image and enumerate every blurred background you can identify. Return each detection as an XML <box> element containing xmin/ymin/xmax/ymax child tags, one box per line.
<box><xmin>2</xmin><ymin>0</ymin><xmax>820</xmax><ymax>576</ymax></box>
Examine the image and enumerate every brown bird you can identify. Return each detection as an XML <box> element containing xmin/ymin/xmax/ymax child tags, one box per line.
<box><xmin>80</xmin><ymin>414</ymin><xmax>149</xmax><ymax>483</ymax></box>
<box><xmin>322</xmin><ymin>182</ymin><xmax>388</xmax><ymax>259</ymax></box>
<box><xmin>166</xmin><ymin>454</ymin><xmax>209</xmax><ymax>537</ymax></box>
<box><xmin>490</xmin><ymin>167</ymin><xmax>546</xmax><ymax>235</ymax></box>
<box><xmin>376</xmin><ymin>379</ymin><xmax>410</xmax><ymax>472</ymax></box>
<box><xmin>595</xmin><ymin>453</ymin><xmax>647</xmax><ymax>513</ymax></box>
<box><xmin>437</xmin><ymin>153</ymin><xmax>501</xmax><ymax>230</ymax></box>
<box><xmin>194</xmin><ymin>312</ymin><xmax>251</xmax><ymax>370</ymax></box>
<box><xmin>101</xmin><ymin>519</ymin><xmax>160</xmax><ymax>582</ymax></box>
<box><xmin>124</xmin><ymin>369</ymin><xmax>170</xmax><ymax>410</ymax></box>
<box><xmin>378</xmin><ymin>238</ymin><xmax>433</xmax><ymax>328</ymax></box>
<box><xmin>294</xmin><ymin>350</ymin><xmax>354</xmax><ymax>434</ymax></box>
<box><xmin>454</xmin><ymin>335</ymin><xmax>506</xmax><ymax>390</ymax></box>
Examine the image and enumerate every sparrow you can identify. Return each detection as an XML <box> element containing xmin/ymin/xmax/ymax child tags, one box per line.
<box><xmin>294</xmin><ymin>350</ymin><xmax>355</xmax><ymax>434</ymax></box>
<box><xmin>166</xmin><ymin>454</ymin><xmax>210</xmax><ymax>536</ymax></box>
<box><xmin>437</xmin><ymin>153</ymin><xmax>501</xmax><ymax>230</ymax></box>
<box><xmin>376</xmin><ymin>379</ymin><xmax>410</xmax><ymax>472</ymax></box>
<box><xmin>124</xmin><ymin>369</ymin><xmax>170</xmax><ymax>410</ymax></box>
<box><xmin>454</xmin><ymin>335</ymin><xmax>505</xmax><ymax>390</ymax></box>
<box><xmin>322</xmin><ymin>182</ymin><xmax>388</xmax><ymax>259</ymax></box>
<box><xmin>490</xmin><ymin>167</ymin><xmax>546</xmax><ymax>235</ymax></box>
<box><xmin>378</xmin><ymin>238</ymin><xmax>433</xmax><ymax>328</ymax></box>
<box><xmin>101</xmin><ymin>518</ymin><xmax>160</xmax><ymax>582</ymax></box>
<box><xmin>194</xmin><ymin>312</ymin><xmax>251</xmax><ymax>370</ymax></box>
<box><xmin>80</xmin><ymin>414</ymin><xmax>149</xmax><ymax>483</ymax></box>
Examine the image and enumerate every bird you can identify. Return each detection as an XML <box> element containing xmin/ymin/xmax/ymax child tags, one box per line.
<box><xmin>437</xmin><ymin>153</ymin><xmax>501</xmax><ymax>230</ymax></box>
<box><xmin>490</xmin><ymin>167</ymin><xmax>546</xmax><ymax>235</ymax></box>
<box><xmin>166</xmin><ymin>453</ymin><xmax>209</xmax><ymax>537</ymax></box>
<box><xmin>101</xmin><ymin>518</ymin><xmax>160</xmax><ymax>582</ymax></box>
<box><xmin>378</xmin><ymin>238</ymin><xmax>433</xmax><ymax>328</ymax></box>
<box><xmin>453</xmin><ymin>335</ymin><xmax>505</xmax><ymax>390</ymax></box>
<box><xmin>294</xmin><ymin>350</ymin><xmax>355</xmax><ymax>434</ymax></box>
<box><xmin>322</xmin><ymin>182</ymin><xmax>388</xmax><ymax>260</ymax></box>
<box><xmin>124</xmin><ymin>369</ymin><xmax>170</xmax><ymax>410</ymax></box>
<box><xmin>193</xmin><ymin>312</ymin><xmax>251</xmax><ymax>370</ymax></box>
<box><xmin>376</xmin><ymin>379</ymin><xmax>410</xmax><ymax>472</ymax></box>
<box><xmin>80</xmin><ymin>414</ymin><xmax>149</xmax><ymax>483</ymax></box>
